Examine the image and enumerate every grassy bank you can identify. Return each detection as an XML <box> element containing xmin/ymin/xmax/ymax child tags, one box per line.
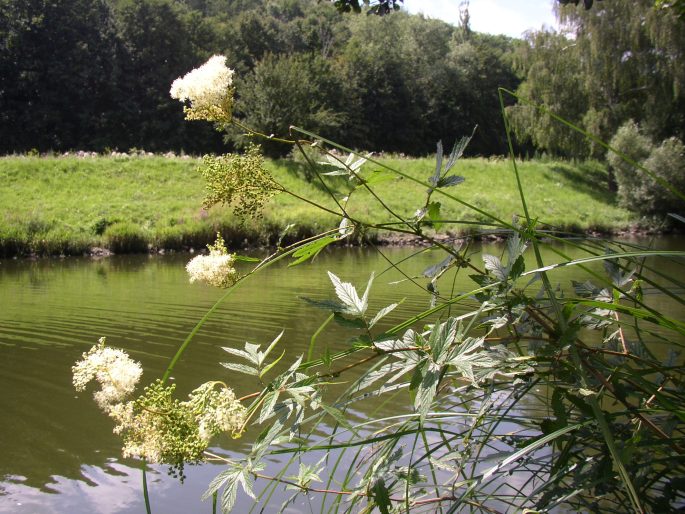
<box><xmin>0</xmin><ymin>154</ymin><xmax>634</xmax><ymax>257</ymax></box>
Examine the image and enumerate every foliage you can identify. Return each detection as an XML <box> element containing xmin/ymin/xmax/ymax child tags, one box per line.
<box><xmin>0</xmin><ymin>153</ymin><xmax>634</xmax><ymax>257</ymax></box>
<box><xmin>511</xmin><ymin>0</ymin><xmax>685</xmax><ymax>161</ymax></box>
<box><xmin>326</xmin><ymin>0</ymin><xmax>402</xmax><ymax>15</ymax></box>
<box><xmin>608</xmin><ymin>120</ymin><xmax>685</xmax><ymax>216</ymax></box>
<box><xmin>0</xmin><ymin>0</ymin><xmax>519</xmax><ymax>156</ymax></box>
<box><xmin>70</xmin><ymin>57</ymin><xmax>685</xmax><ymax>514</ymax></box>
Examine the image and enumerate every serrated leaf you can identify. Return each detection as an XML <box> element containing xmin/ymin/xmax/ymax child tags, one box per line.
<box><xmin>369</xmin><ymin>303</ymin><xmax>399</xmax><ymax>329</ymax></box>
<box><xmin>415</xmin><ymin>363</ymin><xmax>440</xmax><ymax>421</ymax></box>
<box><xmin>483</xmin><ymin>254</ymin><xmax>507</xmax><ymax>281</ymax></box>
<box><xmin>470</xmin><ymin>274</ymin><xmax>490</xmax><ymax>287</ymax></box>
<box><xmin>438</xmin><ymin>175</ymin><xmax>465</xmax><ymax>188</ymax></box>
<box><xmin>202</xmin><ymin>469</ymin><xmax>235</xmax><ymax>500</ymax></box>
<box><xmin>262</xmin><ymin>330</ymin><xmax>283</xmax><ymax>360</ymax></box>
<box><xmin>370</xmin><ymin>478</ymin><xmax>392</xmax><ymax>514</ymax></box>
<box><xmin>221</xmin><ymin>346</ymin><xmax>255</xmax><ymax>363</ymax></box>
<box><xmin>259</xmin><ymin>390</ymin><xmax>280</xmax><ymax>423</ymax></box>
<box><xmin>374</xmin><ymin>337</ymin><xmax>414</xmax><ymax>352</ymax></box>
<box><xmin>244</xmin><ymin>342</ymin><xmax>260</xmax><ymax>359</ymax></box>
<box><xmin>338</xmin><ymin>217</ymin><xmax>354</xmax><ymax>238</ymax></box>
<box><xmin>327</xmin><ymin>271</ymin><xmax>369</xmax><ymax>316</ymax></box>
<box><xmin>321</xmin><ymin>404</ymin><xmax>357</xmax><ymax>433</ymax></box>
<box><xmin>509</xmin><ymin>255</ymin><xmax>525</xmax><ymax>280</ymax></box>
<box><xmin>289</xmin><ymin>236</ymin><xmax>337</xmax><ymax>267</ymax></box>
<box><xmin>423</xmin><ymin>254</ymin><xmax>455</xmax><ymax>279</ymax></box>
<box><xmin>221</xmin><ymin>362</ymin><xmax>259</xmax><ymax>376</ymax></box>
<box><xmin>220</xmin><ymin>474</ymin><xmax>240</xmax><ymax>513</ymax></box>
<box><xmin>427</xmin><ymin>201</ymin><xmax>442</xmax><ymax>230</ymax></box>
<box><xmin>259</xmin><ymin>350</ymin><xmax>285</xmax><ymax>379</ymax></box>
<box><xmin>429</xmin><ymin>140</ymin><xmax>443</xmax><ymax>188</ymax></box>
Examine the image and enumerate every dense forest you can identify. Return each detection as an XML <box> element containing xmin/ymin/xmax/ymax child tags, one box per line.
<box><xmin>1</xmin><ymin>0</ymin><xmax>684</xmax><ymax>161</ymax></box>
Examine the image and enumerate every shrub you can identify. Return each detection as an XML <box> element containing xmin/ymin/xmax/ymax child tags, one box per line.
<box><xmin>609</xmin><ymin>121</ymin><xmax>685</xmax><ymax>216</ymax></box>
<box><xmin>639</xmin><ymin>137</ymin><xmax>685</xmax><ymax>215</ymax></box>
<box><xmin>104</xmin><ymin>222</ymin><xmax>148</xmax><ymax>254</ymax></box>
<box><xmin>607</xmin><ymin>120</ymin><xmax>653</xmax><ymax>210</ymax></box>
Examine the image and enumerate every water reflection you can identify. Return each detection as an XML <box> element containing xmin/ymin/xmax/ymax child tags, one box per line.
<box><xmin>0</xmin><ymin>239</ymin><xmax>682</xmax><ymax>512</ymax></box>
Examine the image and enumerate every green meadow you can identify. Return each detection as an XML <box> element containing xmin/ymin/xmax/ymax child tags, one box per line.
<box><xmin>0</xmin><ymin>154</ymin><xmax>633</xmax><ymax>257</ymax></box>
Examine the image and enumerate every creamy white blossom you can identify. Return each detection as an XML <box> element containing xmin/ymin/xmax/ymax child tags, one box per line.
<box><xmin>186</xmin><ymin>234</ymin><xmax>238</xmax><ymax>288</ymax></box>
<box><xmin>72</xmin><ymin>338</ymin><xmax>143</xmax><ymax>409</ymax></box>
<box><xmin>185</xmin><ymin>382</ymin><xmax>247</xmax><ymax>441</ymax></box>
<box><xmin>170</xmin><ymin>55</ymin><xmax>234</xmax><ymax>121</ymax></box>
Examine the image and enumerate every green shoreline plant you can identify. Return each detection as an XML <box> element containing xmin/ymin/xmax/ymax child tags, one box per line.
<box><xmin>72</xmin><ymin>55</ymin><xmax>685</xmax><ymax>513</ymax></box>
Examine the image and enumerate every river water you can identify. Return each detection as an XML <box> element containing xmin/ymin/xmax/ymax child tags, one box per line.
<box><xmin>0</xmin><ymin>239</ymin><xmax>683</xmax><ymax>513</ymax></box>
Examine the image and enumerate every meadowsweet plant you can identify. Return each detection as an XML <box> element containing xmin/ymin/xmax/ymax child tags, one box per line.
<box><xmin>74</xmin><ymin>57</ymin><xmax>685</xmax><ymax>513</ymax></box>
<box><xmin>198</xmin><ymin>144</ymin><xmax>278</xmax><ymax>220</ymax></box>
<box><xmin>170</xmin><ymin>55</ymin><xmax>235</xmax><ymax>123</ymax></box>
<box><xmin>186</xmin><ymin>233</ymin><xmax>239</xmax><ymax>288</ymax></box>
<box><xmin>73</xmin><ymin>339</ymin><xmax>246</xmax><ymax>482</ymax></box>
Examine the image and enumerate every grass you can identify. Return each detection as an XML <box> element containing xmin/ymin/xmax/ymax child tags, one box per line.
<box><xmin>0</xmin><ymin>154</ymin><xmax>634</xmax><ymax>257</ymax></box>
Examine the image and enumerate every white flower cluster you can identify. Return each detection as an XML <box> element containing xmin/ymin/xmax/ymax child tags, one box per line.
<box><xmin>186</xmin><ymin>382</ymin><xmax>247</xmax><ymax>442</ymax></box>
<box><xmin>72</xmin><ymin>337</ymin><xmax>143</xmax><ymax>410</ymax></box>
<box><xmin>170</xmin><ymin>55</ymin><xmax>234</xmax><ymax>121</ymax></box>
<box><xmin>186</xmin><ymin>234</ymin><xmax>238</xmax><ymax>288</ymax></box>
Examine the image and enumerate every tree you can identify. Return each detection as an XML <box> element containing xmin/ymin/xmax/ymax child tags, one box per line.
<box><xmin>231</xmin><ymin>53</ymin><xmax>349</xmax><ymax>157</ymax></box>
<box><xmin>326</xmin><ymin>0</ymin><xmax>402</xmax><ymax>15</ymax></box>
<box><xmin>113</xmin><ymin>0</ymin><xmax>224</xmax><ymax>153</ymax></box>
<box><xmin>509</xmin><ymin>0</ymin><xmax>685</xmax><ymax>159</ymax></box>
<box><xmin>0</xmin><ymin>0</ymin><xmax>122</xmax><ymax>152</ymax></box>
<box><xmin>506</xmin><ymin>31</ymin><xmax>590</xmax><ymax>158</ymax></box>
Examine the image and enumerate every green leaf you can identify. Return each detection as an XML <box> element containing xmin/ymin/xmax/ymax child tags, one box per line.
<box><xmin>370</xmin><ymin>478</ymin><xmax>392</xmax><ymax>514</ymax></box>
<box><xmin>259</xmin><ymin>350</ymin><xmax>285</xmax><ymax>380</ymax></box>
<box><xmin>438</xmin><ymin>175</ymin><xmax>465</xmax><ymax>188</ymax></box>
<box><xmin>233</xmin><ymin>255</ymin><xmax>261</xmax><ymax>262</ymax></box>
<box><xmin>415</xmin><ymin>363</ymin><xmax>440</xmax><ymax>422</ymax></box>
<box><xmin>369</xmin><ymin>302</ymin><xmax>399</xmax><ymax>329</ymax></box>
<box><xmin>509</xmin><ymin>255</ymin><xmax>525</xmax><ymax>280</ymax></box>
<box><xmin>289</xmin><ymin>236</ymin><xmax>337</xmax><ymax>267</ymax></box>
<box><xmin>321</xmin><ymin>404</ymin><xmax>358</xmax><ymax>434</ymax></box>
<box><xmin>220</xmin><ymin>362</ymin><xmax>259</xmax><ymax>376</ymax></box>
<box><xmin>427</xmin><ymin>201</ymin><xmax>443</xmax><ymax>230</ymax></box>
<box><xmin>483</xmin><ymin>254</ymin><xmax>507</xmax><ymax>281</ymax></box>
<box><xmin>327</xmin><ymin>271</ymin><xmax>371</xmax><ymax>317</ymax></box>
<box><xmin>221</xmin><ymin>346</ymin><xmax>256</xmax><ymax>364</ymax></box>
<box><xmin>259</xmin><ymin>390</ymin><xmax>280</xmax><ymax>423</ymax></box>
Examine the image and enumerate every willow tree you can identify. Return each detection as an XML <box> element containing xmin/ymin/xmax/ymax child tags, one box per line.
<box><xmin>509</xmin><ymin>0</ymin><xmax>685</xmax><ymax>160</ymax></box>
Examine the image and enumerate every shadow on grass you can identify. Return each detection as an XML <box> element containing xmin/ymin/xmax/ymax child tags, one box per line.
<box><xmin>549</xmin><ymin>163</ymin><xmax>616</xmax><ymax>204</ymax></box>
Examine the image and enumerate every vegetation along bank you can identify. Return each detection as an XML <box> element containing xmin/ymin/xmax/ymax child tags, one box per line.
<box><xmin>0</xmin><ymin>153</ymin><xmax>639</xmax><ymax>258</ymax></box>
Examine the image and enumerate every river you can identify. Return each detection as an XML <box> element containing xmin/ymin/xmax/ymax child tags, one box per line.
<box><xmin>1</xmin><ymin>238</ymin><xmax>683</xmax><ymax>513</ymax></box>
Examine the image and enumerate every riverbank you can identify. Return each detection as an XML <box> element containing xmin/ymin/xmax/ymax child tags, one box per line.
<box><xmin>0</xmin><ymin>154</ymin><xmax>636</xmax><ymax>258</ymax></box>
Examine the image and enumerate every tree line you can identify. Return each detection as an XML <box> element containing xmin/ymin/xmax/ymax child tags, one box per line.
<box><xmin>0</xmin><ymin>0</ymin><xmax>519</xmax><ymax>156</ymax></box>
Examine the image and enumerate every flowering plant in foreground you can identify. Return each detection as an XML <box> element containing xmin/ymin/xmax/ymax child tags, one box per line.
<box><xmin>73</xmin><ymin>339</ymin><xmax>246</xmax><ymax>481</ymax></box>
<box><xmin>170</xmin><ymin>54</ymin><xmax>234</xmax><ymax>123</ymax></box>
<box><xmin>186</xmin><ymin>233</ymin><xmax>239</xmax><ymax>288</ymax></box>
<box><xmin>72</xmin><ymin>55</ymin><xmax>685</xmax><ymax>513</ymax></box>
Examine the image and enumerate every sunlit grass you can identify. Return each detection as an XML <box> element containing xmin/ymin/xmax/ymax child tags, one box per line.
<box><xmin>0</xmin><ymin>154</ymin><xmax>632</xmax><ymax>256</ymax></box>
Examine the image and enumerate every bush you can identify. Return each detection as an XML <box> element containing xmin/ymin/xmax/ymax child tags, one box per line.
<box><xmin>639</xmin><ymin>137</ymin><xmax>685</xmax><ymax>215</ymax></box>
<box><xmin>104</xmin><ymin>222</ymin><xmax>148</xmax><ymax>254</ymax></box>
<box><xmin>609</xmin><ymin>121</ymin><xmax>685</xmax><ymax>216</ymax></box>
<box><xmin>607</xmin><ymin>120</ymin><xmax>653</xmax><ymax>210</ymax></box>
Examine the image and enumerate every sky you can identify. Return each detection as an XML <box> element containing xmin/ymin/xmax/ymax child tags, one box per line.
<box><xmin>402</xmin><ymin>0</ymin><xmax>560</xmax><ymax>38</ymax></box>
